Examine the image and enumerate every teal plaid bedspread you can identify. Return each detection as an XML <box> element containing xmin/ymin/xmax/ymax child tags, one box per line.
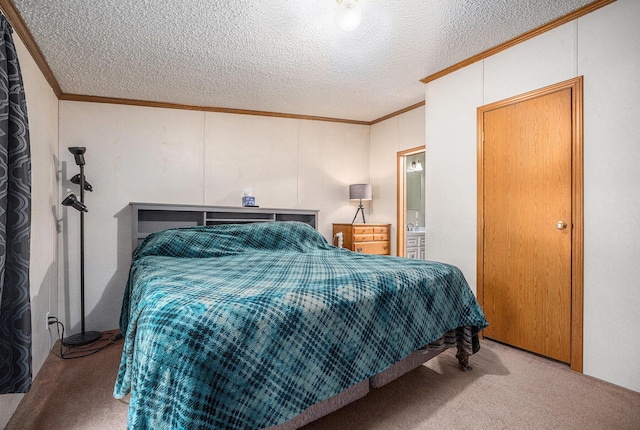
<box><xmin>114</xmin><ymin>221</ymin><xmax>487</xmax><ymax>429</ymax></box>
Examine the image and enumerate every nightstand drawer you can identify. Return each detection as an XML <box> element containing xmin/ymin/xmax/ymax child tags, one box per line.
<box><xmin>354</xmin><ymin>242</ymin><xmax>390</xmax><ymax>255</ymax></box>
<box><xmin>353</xmin><ymin>226</ymin><xmax>374</xmax><ymax>235</ymax></box>
<box><xmin>354</xmin><ymin>234</ymin><xmax>374</xmax><ymax>242</ymax></box>
<box><xmin>373</xmin><ymin>226</ymin><xmax>389</xmax><ymax>234</ymax></box>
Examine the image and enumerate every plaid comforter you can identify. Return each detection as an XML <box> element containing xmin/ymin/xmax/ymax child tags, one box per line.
<box><xmin>114</xmin><ymin>221</ymin><xmax>487</xmax><ymax>429</ymax></box>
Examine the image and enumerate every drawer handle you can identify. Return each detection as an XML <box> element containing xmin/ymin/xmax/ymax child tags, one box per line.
<box><xmin>383</xmin><ymin>246</ymin><xmax>388</xmax><ymax>250</ymax></box>
<box><xmin>356</xmin><ymin>247</ymin><xmax>363</xmax><ymax>252</ymax></box>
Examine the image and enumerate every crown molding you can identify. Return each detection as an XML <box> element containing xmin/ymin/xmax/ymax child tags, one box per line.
<box><xmin>420</xmin><ymin>0</ymin><xmax>616</xmax><ymax>84</ymax></box>
<box><xmin>59</xmin><ymin>93</ymin><xmax>372</xmax><ymax>125</ymax></box>
<box><xmin>370</xmin><ymin>101</ymin><xmax>425</xmax><ymax>125</ymax></box>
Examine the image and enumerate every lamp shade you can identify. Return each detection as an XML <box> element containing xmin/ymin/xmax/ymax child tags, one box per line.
<box><xmin>349</xmin><ymin>184</ymin><xmax>372</xmax><ymax>201</ymax></box>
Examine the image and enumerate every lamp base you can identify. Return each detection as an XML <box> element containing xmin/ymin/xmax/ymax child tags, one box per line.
<box><xmin>62</xmin><ymin>330</ymin><xmax>102</xmax><ymax>347</ymax></box>
<box><xmin>351</xmin><ymin>204</ymin><xmax>366</xmax><ymax>224</ymax></box>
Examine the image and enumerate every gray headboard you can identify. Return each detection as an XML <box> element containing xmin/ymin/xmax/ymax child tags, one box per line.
<box><xmin>130</xmin><ymin>202</ymin><xmax>318</xmax><ymax>250</ymax></box>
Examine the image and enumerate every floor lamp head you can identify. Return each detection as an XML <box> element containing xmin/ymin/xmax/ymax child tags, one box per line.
<box><xmin>62</xmin><ymin>193</ymin><xmax>88</xmax><ymax>212</ymax></box>
<box><xmin>68</xmin><ymin>146</ymin><xmax>86</xmax><ymax>166</ymax></box>
<box><xmin>70</xmin><ymin>173</ymin><xmax>93</xmax><ymax>192</ymax></box>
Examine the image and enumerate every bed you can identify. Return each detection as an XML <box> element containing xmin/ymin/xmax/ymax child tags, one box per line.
<box><xmin>114</xmin><ymin>221</ymin><xmax>487</xmax><ymax>429</ymax></box>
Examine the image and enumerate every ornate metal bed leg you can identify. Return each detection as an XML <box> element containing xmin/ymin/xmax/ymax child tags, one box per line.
<box><xmin>455</xmin><ymin>347</ymin><xmax>472</xmax><ymax>371</ymax></box>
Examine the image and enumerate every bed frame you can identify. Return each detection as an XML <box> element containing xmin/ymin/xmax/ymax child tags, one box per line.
<box><xmin>268</xmin><ymin>348</ymin><xmax>450</xmax><ymax>429</ymax></box>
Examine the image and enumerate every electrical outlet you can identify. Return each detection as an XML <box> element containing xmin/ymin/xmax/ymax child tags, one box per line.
<box><xmin>46</xmin><ymin>312</ymin><xmax>50</xmax><ymax>331</ymax></box>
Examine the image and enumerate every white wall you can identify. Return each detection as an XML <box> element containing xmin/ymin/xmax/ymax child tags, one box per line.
<box><xmin>425</xmin><ymin>62</ymin><xmax>483</xmax><ymax>284</ymax></box>
<box><xmin>424</xmin><ymin>0</ymin><xmax>640</xmax><ymax>392</ymax></box>
<box><xmin>0</xmin><ymin>32</ymin><xmax>59</xmax><ymax>428</ymax></box>
<box><xmin>369</xmin><ymin>105</ymin><xmax>425</xmax><ymax>255</ymax></box>
<box><xmin>577</xmin><ymin>0</ymin><xmax>640</xmax><ymax>393</ymax></box>
<box><xmin>58</xmin><ymin>102</ymin><xmax>370</xmax><ymax>334</ymax></box>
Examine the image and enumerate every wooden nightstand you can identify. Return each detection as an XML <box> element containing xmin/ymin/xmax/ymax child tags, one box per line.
<box><xmin>332</xmin><ymin>223</ymin><xmax>391</xmax><ymax>255</ymax></box>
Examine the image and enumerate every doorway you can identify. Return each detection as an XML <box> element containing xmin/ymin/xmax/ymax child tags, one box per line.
<box><xmin>477</xmin><ymin>77</ymin><xmax>583</xmax><ymax>371</ymax></box>
<box><xmin>397</xmin><ymin>146</ymin><xmax>425</xmax><ymax>257</ymax></box>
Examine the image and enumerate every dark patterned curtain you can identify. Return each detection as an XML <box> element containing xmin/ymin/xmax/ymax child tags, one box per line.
<box><xmin>0</xmin><ymin>14</ymin><xmax>32</xmax><ymax>394</ymax></box>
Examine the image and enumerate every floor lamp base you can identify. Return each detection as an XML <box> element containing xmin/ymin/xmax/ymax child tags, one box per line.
<box><xmin>62</xmin><ymin>330</ymin><xmax>101</xmax><ymax>347</ymax></box>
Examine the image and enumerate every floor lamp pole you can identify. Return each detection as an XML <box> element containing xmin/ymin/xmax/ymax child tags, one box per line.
<box><xmin>79</xmin><ymin>164</ymin><xmax>86</xmax><ymax>335</ymax></box>
<box><xmin>63</xmin><ymin>154</ymin><xmax>101</xmax><ymax>347</ymax></box>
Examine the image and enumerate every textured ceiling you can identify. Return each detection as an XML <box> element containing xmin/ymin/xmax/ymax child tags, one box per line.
<box><xmin>13</xmin><ymin>0</ymin><xmax>594</xmax><ymax>122</ymax></box>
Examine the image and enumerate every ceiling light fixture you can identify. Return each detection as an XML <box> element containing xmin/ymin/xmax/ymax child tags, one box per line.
<box><xmin>336</xmin><ymin>0</ymin><xmax>362</xmax><ymax>32</ymax></box>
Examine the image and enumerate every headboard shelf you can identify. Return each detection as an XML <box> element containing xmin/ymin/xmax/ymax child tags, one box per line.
<box><xmin>131</xmin><ymin>202</ymin><xmax>319</xmax><ymax>250</ymax></box>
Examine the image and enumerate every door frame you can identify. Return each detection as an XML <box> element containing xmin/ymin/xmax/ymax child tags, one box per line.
<box><xmin>397</xmin><ymin>145</ymin><xmax>425</xmax><ymax>257</ymax></box>
<box><xmin>476</xmin><ymin>77</ymin><xmax>584</xmax><ymax>372</ymax></box>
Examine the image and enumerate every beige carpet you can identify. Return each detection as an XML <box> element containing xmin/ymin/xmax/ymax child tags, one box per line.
<box><xmin>6</xmin><ymin>334</ymin><xmax>640</xmax><ymax>430</ymax></box>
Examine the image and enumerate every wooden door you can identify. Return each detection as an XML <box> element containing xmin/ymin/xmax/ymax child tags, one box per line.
<box><xmin>480</xmin><ymin>86</ymin><xmax>575</xmax><ymax>363</ymax></box>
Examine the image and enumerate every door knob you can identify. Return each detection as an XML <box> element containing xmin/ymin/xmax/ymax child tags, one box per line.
<box><xmin>556</xmin><ymin>221</ymin><xmax>567</xmax><ymax>230</ymax></box>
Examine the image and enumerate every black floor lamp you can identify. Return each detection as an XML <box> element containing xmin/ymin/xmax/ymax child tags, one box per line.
<box><xmin>61</xmin><ymin>147</ymin><xmax>101</xmax><ymax>347</ymax></box>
